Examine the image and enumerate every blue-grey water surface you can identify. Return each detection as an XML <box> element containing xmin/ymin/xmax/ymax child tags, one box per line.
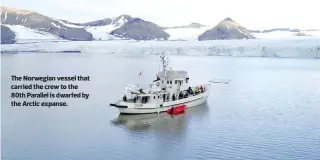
<box><xmin>1</xmin><ymin>54</ymin><xmax>320</xmax><ymax>160</ymax></box>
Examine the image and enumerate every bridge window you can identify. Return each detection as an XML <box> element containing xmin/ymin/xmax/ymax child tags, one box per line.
<box><xmin>186</xmin><ymin>78</ymin><xmax>189</xmax><ymax>83</ymax></box>
<box><xmin>170</xmin><ymin>81</ymin><xmax>172</xmax><ymax>84</ymax></box>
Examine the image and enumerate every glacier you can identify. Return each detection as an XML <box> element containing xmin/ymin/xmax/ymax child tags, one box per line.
<box><xmin>2</xmin><ymin>23</ymin><xmax>320</xmax><ymax>59</ymax></box>
<box><xmin>2</xmin><ymin>38</ymin><xmax>320</xmax><ymax>59</ymax></box>
<box><xmin>85</xmin><ymin>26</ymin><xmax>122</xmax><ymax>40</ymax></box>
<box><xmin>164</xmin><ymin>27</ymin><xmax>212</xmax><ymax>40</ymax></box>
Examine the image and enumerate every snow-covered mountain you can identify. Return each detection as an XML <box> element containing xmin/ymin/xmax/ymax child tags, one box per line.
<box><xmin>77</xmin><ymin>15</ymin><xmax>169</xmax><ymax>40</ymax></box>
<box><xmin>84</xmin><ymin>14</ymin><xmax>133</xmax><ymax>27</ymax></box>
<box><xmin>1</xmin><ymin>5</ymin><xmax>320</xmax><ymax>44</ymax></box>
<box><xmin>85</xmin><ymin>15</ymin><xmax>134</xmax><ymax>40</ymax></box>
<box><xmin>0</xmin><ymin>6</ymin><xmax>93</xmax><ymax>42</ymax></box>
<box><xmin>0</xmin><ymin>6</ymin><xmax>165</xmax><ymax>42</ymax></box>
<box><xmin>55</xmin><ymin>14</ymin><xmax>133</xmax><ymax>40</ymax></box>
<box><xmin>35</xmin><ymin>14</ymin><xmax>169</xmax><ymax>41</ymax></box>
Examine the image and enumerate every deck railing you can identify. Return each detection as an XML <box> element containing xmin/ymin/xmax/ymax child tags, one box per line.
<box><xmin>122</xmin><ymin>84</ymin><xmax>209</xmax><ymax>104</ymax></box>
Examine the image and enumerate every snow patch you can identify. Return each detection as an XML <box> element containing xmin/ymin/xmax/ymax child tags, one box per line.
<box><xmin>55</xmin><ymin>19</ymin><xmax>84</xmax><ymax>28</ymax></box>
<box><xmin>236</xmin><ymin>27</ymin><xmax>242</xmax><ymax>33</ymax></box>
<box><xmin>111</xmin><ymin>15</ymin><xmax>129</xmax><ymax>26</ymax></box>
<box><xmin>116</xmin><ymin>15</ymin><xmax>127</xmax><ymax>25</ymax></box>
<box><xmin>51</xmin><ymin>22</ymin><xmax>61</xmax><ymax>29</ymax></box>
<box><xmin>4</xmin><ymin>11</ymin><xmax>7</xmax><ymax>21</ymax></box>
<box><xmin>4</xmin><ymin>25</ymin><xmax>61</xmax><ymax>40</ymax></box>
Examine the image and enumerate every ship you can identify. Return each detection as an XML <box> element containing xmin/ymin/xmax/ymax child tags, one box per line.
<box><xmin>110</xmin><ymin>55</ymin><xmax>211</xmax><ymax>114</ymax></box>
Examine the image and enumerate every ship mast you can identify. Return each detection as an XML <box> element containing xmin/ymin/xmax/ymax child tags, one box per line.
<box><xmin>159</xmin><ymin>53</ymin><xmax>169</xmax><ymax>92</ymax></box>
<box><xmin>160</xmin><ymin>53</ymin><xmax>169</xmax><ymax>78</ymax></box>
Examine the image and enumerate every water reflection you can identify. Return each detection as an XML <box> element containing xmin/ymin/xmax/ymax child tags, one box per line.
<box><xmin>111</xmin><ymin>103</ymin><xmax>210</xmax><ymax>133</ymax></box>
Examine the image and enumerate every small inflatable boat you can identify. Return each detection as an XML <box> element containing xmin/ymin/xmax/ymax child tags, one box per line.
<box><xmin>166</xmin><ymin>104</ymin><xmax>186</xmax><ymax>115</ymax></box>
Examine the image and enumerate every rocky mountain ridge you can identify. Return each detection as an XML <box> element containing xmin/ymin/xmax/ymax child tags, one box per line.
<box><xmin>1</xmin><ymin>6</ymin><xmax>319</xmax><ymax>44</ymax></box>
<box><xmin>198</xmin><ymin>18</ymin><xmax>255</xmax><ymax>40</ymax></box>
<box><xmin>1</xmin><ymin>6</ymin><xmax>93</xmax><ymax>42</ymax></box>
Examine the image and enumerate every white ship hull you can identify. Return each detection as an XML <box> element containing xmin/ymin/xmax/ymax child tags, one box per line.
<box><xmin>114</xmin><ymin>87</ymin><xmax>211</xmax><ymax>114</ymax></box>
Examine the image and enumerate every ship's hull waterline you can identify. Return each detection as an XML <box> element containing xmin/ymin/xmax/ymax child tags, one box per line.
<box><xmin>116</xmin><ymin>90</ymin><xmax>210</xmax><ymax>114</ymax></box>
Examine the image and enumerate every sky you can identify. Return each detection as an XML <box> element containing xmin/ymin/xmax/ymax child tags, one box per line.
<box><xmin>1</xmin><ymin>0</ymin><xmax>320</xmax><ymax>29</ymax></box>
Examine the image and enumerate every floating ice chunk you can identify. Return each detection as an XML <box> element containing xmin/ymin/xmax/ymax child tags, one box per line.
<box><xmin>209</xmin><ymin>79</ymin><xmax>231</xmax><ymax>84</ymax></box>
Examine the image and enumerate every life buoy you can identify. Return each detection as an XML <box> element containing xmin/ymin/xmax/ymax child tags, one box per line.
<box><xmin>156</xmin><ymin>82</ymin><xmax>160</xmax><ymax>86</ymax></box>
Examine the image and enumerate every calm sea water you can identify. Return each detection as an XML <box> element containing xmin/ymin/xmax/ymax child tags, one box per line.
<box><xmin>1</xmin><ymin>53</ymin><xmax>320</xmax><ymax>160</ymax></box>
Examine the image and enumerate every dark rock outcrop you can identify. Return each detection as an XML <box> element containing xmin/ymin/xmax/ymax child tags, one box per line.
<box><xmin>110</xmin><ymin>18</ymin><xmax>170</xmax><ymax>40</ymax></box>
<box><xmin>1</xmin><ymin>25</ymin><xmax>16</xmax><ymax>44</ymax></box>
<box><xmin>1</xmin><ymin>6</ymin><xmax>93</xmax><ymax>41</ymax></box>
<box><xmin>198</xmin><ymin>18</ymin><xmax>255</xmax><ymax>40</ymax></box>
